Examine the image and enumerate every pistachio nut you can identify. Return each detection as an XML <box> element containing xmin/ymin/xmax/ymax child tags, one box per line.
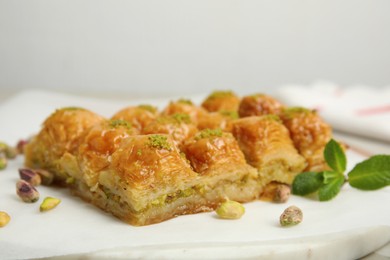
<box><xmin>0</xmin><ymin>156</ymin><xmax>7</xmax><ymax>170</ymax></box>
<box><xmin>16</xmin><ymin>180</ymin><xmax>40</xmax><ymax>203</ymax></box>
<box><xmin>0</xmin><ymin>142</ymin><xmax>17</xmax><ymax>159</ymax></box>
<box><xmin>0</xmin><ymin>211</ymin><xmax>10</xmax><ymax>227</ymax></box>
<box><xmin>216</xmin><ymin>200</ymin><xmax>245</xmax><ymax>219</ymax></box>
<box><xmin>40</xmin><ymin>197</ymin><xmax>61</xmax><ymax>212</ymax></box>
<box><xmin>34</xmin><ymin>169</ymin><xmax>54</xmax><ymax>186</ymax></box>
<box><xmin>280</xmin><ymin>205</ymin><xmax>303</xmax><ymax>227</ymax></box>
<box><xmin>16</xmin><ymin>139</ymin><xmax>29</xmax><ymax>154</ymax></box>
<box><xmin>19</xmin><ymin>168</ymin><xmax>42</xmax><ymax>186</ymax></box>
<box><xmin>0</xmin><ymin>142</ymin><xmax>7</xmax><ymax>153</ymax></box>
<box><xmin>273</xmin><ymin>184</ymin><xmax>291</xmax><ymax>203</ymax></box>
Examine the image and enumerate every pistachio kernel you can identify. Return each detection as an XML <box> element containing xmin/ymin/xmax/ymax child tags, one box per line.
<box><xmin>40</xmin><ymin>197</ymin><xmax>61</xmax><ymax>212</ymax></box>
<box><xmin>0</xmin><ymin>142</ymin><xmax>7</xmax><ymax>153</ymax></box>
<box><xmin>5</xmin><ymin>146</ymin><xmax>18</xmax><ymax>159</ymax></box>
<box><xmin>0</xmin><ymin>211</ymin><xmax>11</xmax><ymax>227</ymax></box>
<box><xmin>0</xmin><ymin>142</ymin><xmax>17</xmax><ymax>159</ymax></box>
<box><xmin>273</xmin><ymin>184</ymin><xmax>291</xmax><ymax>203</ymax></box>
<box><xmin>16</xmin><ymin>139</ymin><xmax>29</xmax><ymax>154</ymax></box>
<box><xmin>280</xmin><ymin>205</ymin><xmax>303</xmax><ymax>227</ymax></box>
<box><xmin>19</xmin><ymin>168</ymin><xmax>42</xmax><ymax>186</ymax></box>
<box><xmin>16</xmin><ymin>180</ymin><xmax>40</xmax><ymax>203</ymax></box>
<box><xmin>0</xmin><ymin>156</ymin><xmax>7</xmax><ymax>170</ymax></box>
<box><xmin>216</xmin><ymin>200</ymin><xmax>245</xmax><ymax>219</ymax></box>
<box><xmin>34</xmin><ymin>169</ymin><xmax>54</xmax><ymax>185</ymax></box>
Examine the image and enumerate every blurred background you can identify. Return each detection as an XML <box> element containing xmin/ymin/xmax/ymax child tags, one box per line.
<box><xmin>1</xmin><ymin>0</ymin><xmax>390</xmax><ymax>99</ymax></box>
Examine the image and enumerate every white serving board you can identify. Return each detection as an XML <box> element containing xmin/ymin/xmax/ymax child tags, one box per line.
<box><xmin>0</xmin><ymin>90</ymin><xmax>389</xmax><ymax>260</ymax></box>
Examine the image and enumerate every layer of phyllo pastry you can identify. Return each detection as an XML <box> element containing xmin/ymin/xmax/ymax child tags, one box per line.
<box><xmin>182</xmin><ymin>129</ymin><xmax>259</xmax><ymax>204</ymax></box>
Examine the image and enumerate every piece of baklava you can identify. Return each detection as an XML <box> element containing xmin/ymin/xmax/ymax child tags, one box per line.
<box><xmin>231</xmin><ymin>116</ymin><xmax>306</xmax><ymax>185</ymax></box>
<box><xmin>182</xmin><ymin>129</ymin><xmax>260</xmax><ymax>203</ymax></box>
<box><xmin>280</xmin><ymin>107</ymin><xmax>332</xmax><ymax>172</ymax></box>
<box><xmin>24</xmin><ymin>107</ymin><xmax>105</xmax><ymax>182</ymax></box>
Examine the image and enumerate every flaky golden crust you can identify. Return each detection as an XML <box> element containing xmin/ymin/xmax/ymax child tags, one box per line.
<box><xmin>161</xmin><ymin>100</ymin><xmax>208</xmax><ymax>125</ymax></box>
<box><xmin>281</xmin><ymin>108</ymin><xmax>332</xmax><ymax>171</ymax></box>
<box><xmin>182</xmin><ymin>132</ymin><xmax>247</xmax><ymax>174</ymax></box>
<box><xmin>109</xmin><ymin>135</ymin><xmax>197</xmax><ymax>190</ymax></box>
<box><xmin>201</xmin><ymin>91</ymin><xmax>241</xmax><ymax>112</ymax></box>
<box><xmin>76</xmin><ymin>120</ymin><xmax>139</xmax><ymax>188</ymax></box>
<box><xmin>24</xmin><ymin>108</ymin><xmax>104</xmax><ymax>180</ymax></box>
<box><xmin>197</xmin><ymin>112</ymin><xmax>236</xmax><ymax>132</ymax></box>
<box><xmin>111</xmin><ymin>105</ymin><xmax>158</xmax><ymax>131</ymax></box>
<box><xmin>142</xmin><ymin>115</ymin><xmax>198</xmax><ymax>148</ymax></box>
<box><xmin>238</xmin><ymin>94</ymin><xmax>285</xmax><ymax>118</ymax></box>
<box><xmin>232</xmin><ymin>116</ymin><xmax>306</xmax><ymax>184</ymax></box>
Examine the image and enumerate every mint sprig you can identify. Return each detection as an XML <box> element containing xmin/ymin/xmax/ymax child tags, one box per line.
<box><xmin>292</xmin><ymin>139</ymin><xmax>390</xmax><ymax>201</ymax></box>
<box><xmin>324</xmin><ymin>139</ymin><xmax>347</xmax><ymax>173</ymax></box>
<box><xmin>349</xmin><ymin>155</ymin><xmax>390</xmax><ymax>190</ymax></box>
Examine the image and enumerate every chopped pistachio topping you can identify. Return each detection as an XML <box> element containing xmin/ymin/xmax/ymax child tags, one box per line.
<box><xmin>137</xmin><ymin>149</ymin><xmax>142</xmax><ymax>156</ymax></box>
<box><xmin>207</xmin><ymin>90</ymin><xmax>236</xmax><ymax>100</ymax></box>
<box><xmin>109</xmin><ymin>119</ymin><xmax>132</xmax><ymax>129</ymax></box>
<box><xmin>138</xmin><ymin>104</ymin><xmax>157</xmax><ymax>113</ymax></box>
<box><xmin>148</xmin><ymin>135</ymin><xmax>171</xmax><ymax>150</ymax></box>
<box><xmin>250</xmin><ymin>93</ymin><xmax>266</xmax><ymax>99</ymax></box>
<box><xmin>195</xmin><ymin>128</ymin><xmax>223</xmax><ymax>140</ymax></box>
<box><xmin>282</xmin><ymin>107</ymin><xmax>313</xmax><ymax>119</ymax></box>
<box><xmin>62</xmin><ymin>107</ymin><xmax>85</xmax><ymax>111</ymax></box>
<box><xmin>219</xmin><ymin>110</ymin><xmax>239</xmax><ymax>119</ymax></box>
<box><xmin>157</xmin><ymin>114</ymin><xmax>191</xmax><ymax>125</ymax></box>
<box><xmin>172</xmin><ymin>113</ymin><xmax>191</xmax><ymax>124</ymax></box>
<box><xmin>177</xmin><ymin>99</ymin><xmax>193</xmax><ymax>105</ymax></box>
<box><xmin>261</xmin><ymin>114</ymin><xmax>282</xmax><ymax>123</ymax></box>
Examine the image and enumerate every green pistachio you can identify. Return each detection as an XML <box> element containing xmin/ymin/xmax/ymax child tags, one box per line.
<box><xmin>0</xmin><ymin>156</ymin><xmax>7</xmax><ymax>170</ymax></box>
<box><xmin>280</xmin><ymin>205</ymin><xmax>303</xmax><ymax>227</ymax></box>
<box><xmin>16</xmin><ymin>180</ymin><xmax>40</xmax><ymax>203</ymax></box>
<box><xmin>216</xmin><ymin>200</ymin><xmax>245</xmax><ymax>219</ymax></box>
<box><xmin>40</xmin><ymin>197</ymin><xmax>61</xmax><ymax>212</ymax></box>
<box><xmin>34</xmin><ymin>169</ymin><xmax>54</xmax><ymax>186</ymax></box>
<box><xmin>19</xmin><ymin>168</ymin><xmax>42</xmax><ymax>186</ymax></box>
<box><xmin>0</xmin><ymin>211</ymin><xmax>11</xmax><ymax>227</ymax></box>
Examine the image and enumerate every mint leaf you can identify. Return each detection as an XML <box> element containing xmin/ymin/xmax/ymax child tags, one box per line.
<box><xmin>292</xmin><ymin>172</ymin><xmax>324</xmax><ymax>196</ymax></box>
<box><xmin>324</xmin><ymin>139</ymin><xmax>347</xmax><ymax>173</ymax></box>
<box><xmin>348</xmin><ymin>155</ymin><xmax>390</xmax><ymax>190</ymax></box>
<box><xmin>318</xmin><ymin>176</ymin><xmax>345</xmax><ymax>201</ymax></box>
<box><xmin>323</xmin><ymin>170</ymin><xmax>343</xmax><ymax>184</ymax></box>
